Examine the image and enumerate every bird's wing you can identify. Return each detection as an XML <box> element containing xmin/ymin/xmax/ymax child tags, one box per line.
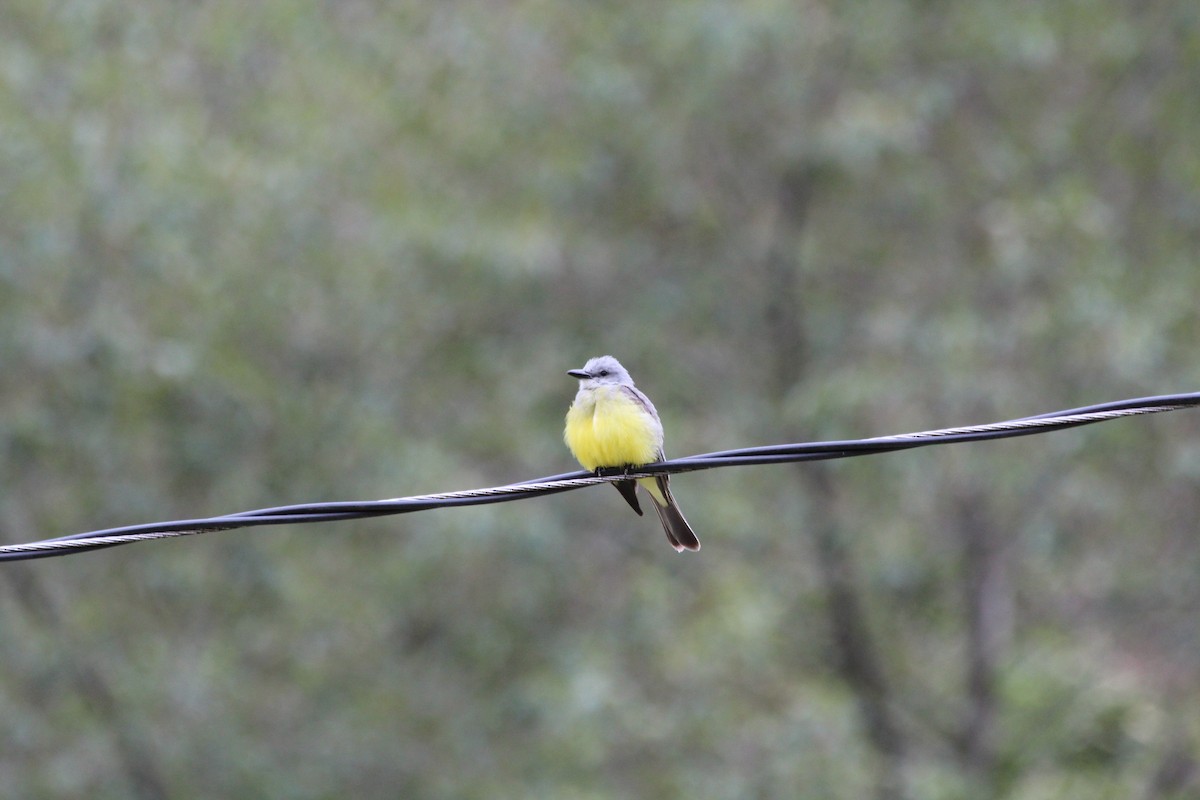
<box><xmin>619</xmin><ymin>384</ymin><xmax>660</xmax><ymax>423</ymax></box>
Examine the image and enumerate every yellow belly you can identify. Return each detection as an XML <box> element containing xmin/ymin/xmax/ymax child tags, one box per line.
<box><xmin>564</xmin><ymin>388</ymin><xmax>661</xmax><ymax>471</ymax></box>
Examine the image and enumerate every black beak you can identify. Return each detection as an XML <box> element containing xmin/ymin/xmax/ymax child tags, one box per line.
<box><xmin>567</xmin><ymin>369</ymin><xmax>590</xmax><ymax>379</ymax></box>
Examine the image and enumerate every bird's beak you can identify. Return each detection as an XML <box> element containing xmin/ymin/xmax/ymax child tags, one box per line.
<box><xmin>567</xmin><ymin>368</ymin><xmax>590</xmax><ymax>379</ymax></box>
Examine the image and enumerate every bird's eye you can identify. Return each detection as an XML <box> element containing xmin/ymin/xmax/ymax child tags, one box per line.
<box><xmin>597</xmin><ymin>369</ymin><xmax>609</xmax><ymax>377</ymax></box>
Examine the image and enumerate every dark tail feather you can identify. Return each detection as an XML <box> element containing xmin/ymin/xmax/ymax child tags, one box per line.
<box><xmin>651</xmin><ymin>491</ymin><xmax>700</xmax><ymax>552</ymax></box>
<box><xmin>613</xmin><ymin>480</ymin><xmax>643</xmax><ymax>516</ymax></box>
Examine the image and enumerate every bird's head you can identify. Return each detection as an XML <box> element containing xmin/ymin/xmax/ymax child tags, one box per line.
<box><xmin>567</xmin><ymin>355</ymin><xmax>633</xmax><ymax>387</ymax></box>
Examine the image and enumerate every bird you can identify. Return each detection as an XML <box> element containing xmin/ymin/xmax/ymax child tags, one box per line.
<box><xmin>564</xmin><ymin>355</ymin><xmax>700</xmax><ymax>552</ymax></box>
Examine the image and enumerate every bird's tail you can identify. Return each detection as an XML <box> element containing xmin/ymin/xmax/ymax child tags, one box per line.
<box><xmin>646</xmin><ymin>477</ymin><xmax>700</xmax><ymax>552</ymax></box>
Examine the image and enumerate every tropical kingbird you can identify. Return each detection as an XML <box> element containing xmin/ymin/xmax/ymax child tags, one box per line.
<box><xmin>564</xmin><ymin>355</ymin><xmax>700</xmax><ymax>552</ymax></box>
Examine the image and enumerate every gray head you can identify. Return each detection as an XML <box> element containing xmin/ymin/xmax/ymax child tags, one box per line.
<box><xmin>567</xmin><ymin>355</ymin><xmax>634</xmax><ymax>387</ymax></box>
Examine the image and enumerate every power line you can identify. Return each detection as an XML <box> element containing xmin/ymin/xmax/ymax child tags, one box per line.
<box><xmin>2</xmin><ymin>391</ymin><xmax>1197</xmax><ymax>562</ymax></box>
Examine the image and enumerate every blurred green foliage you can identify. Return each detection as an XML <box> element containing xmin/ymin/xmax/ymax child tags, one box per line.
<box><xmin>2</xmin><ymin>0</ymin><xmax>1199</xmax><ymax>797</ymax></box>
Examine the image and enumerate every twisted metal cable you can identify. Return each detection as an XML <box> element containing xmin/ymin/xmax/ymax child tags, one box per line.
<box><xmin>2</xmin><ymin>391</ymin><xmax>1196</xmax><ymax>562</ymax></box>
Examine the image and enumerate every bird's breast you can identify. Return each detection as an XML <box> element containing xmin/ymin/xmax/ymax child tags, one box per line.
<box><xmin>565</xmin><ymin>387</ymin><xmax>661</xmax><ymax>470</ymax></box>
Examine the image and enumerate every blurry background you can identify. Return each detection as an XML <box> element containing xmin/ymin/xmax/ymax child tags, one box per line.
<box><xmin>2</xmin><ymin>1</ymin><xmax>1199</xmax><ymax>797</ymax></box>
